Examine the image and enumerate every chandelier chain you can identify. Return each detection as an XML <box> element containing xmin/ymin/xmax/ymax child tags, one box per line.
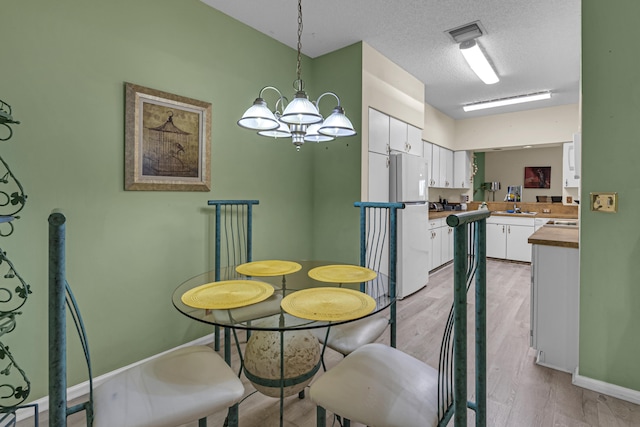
<box><xmin>295</xmin><ymin>0</ymin><xmax>303</xmax><ymax>90</ymax></box>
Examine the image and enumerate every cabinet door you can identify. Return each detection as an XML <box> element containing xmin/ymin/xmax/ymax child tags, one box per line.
<box><xmin>453</xmin><ymin>151</ymin><xmax>471</xmax><ymax>189</ymax></box>
<box><xmin>432</xmin><ymin>226</ymin><xmax>443</xmax><ymax>269</ymax></box>
<box><xmin>368</xmin><ymin>152</ymin><xmax>390</xmax><ymax>202</ymax></box>
<box><xmin>486</xmin><ymin>223</ymin><xmax>506</xmax><ymax>259</ymax></box>
<box><xmin>431</xmin><ymin>144</ymin><xmax>441</xmax><ymax>187</ymax></box>
<box><xmin>531</xmin><ymin>244</ymin><xmax>580</xmax><ymax>373</ymax></box>
<box><xmin>444</xmin><ymin>226</ymin><xmax>454</xmax><ymax>263</ymax></box>
<box><xmin>389</xmin><ymin>116</ymin><xmax>407</xmax><ymax>153</ymax></box>
<box><xmin>406</xmin><ymin>125</ymin><xmax>423</xmax><ymax>157</ymax></box>
<box><xmin>506</xmin><ymin>225</ymin><xmax>534</xmax><ymax>262</ymax></box>
<box><xmin>563</xmin><ymin>142</ymin><xmax>579</xmax><ymax>188</ymax></box>
<box><xmin>424</xmin><ymin>141</ymin><xmax>433</xmax><ymax>184</ymax></box>
<box><xmin>369</xmin><ymin>108</ymin><xmax>390</xmax><ymax>155</ymax></box>
<box><xmin>439</xmin><ymin>147</ymin><xmax>453</xmax><ymax>188</ymax></box>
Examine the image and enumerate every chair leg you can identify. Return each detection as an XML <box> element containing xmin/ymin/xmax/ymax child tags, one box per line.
<box><xmin>316</xmin><ymin>406</ymin><xmax>326</xmax><ymax>426</ymax></box>
<box><xmin>298</xmin><ymin>389</ymin><xmax>305</xmax><ymax>399</ymax></box>
<box><xmin>226</xmin><ymin>403</ymin><xmax>239</xmax><ymax>427</ymax></box>
<box><xmin>214</xmin><ymin>325</ymin><xmax>220</xmax><ymax>351</ymax></box>
<box><xmin>198</xmin><ymin>417</ymin><xmax>207</xmax><ymax>427</ymax></box>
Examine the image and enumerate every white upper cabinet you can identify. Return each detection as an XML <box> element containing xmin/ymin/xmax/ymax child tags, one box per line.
<box><xmin>563</xmin><ymin>141</ymin><xmax>579</xmax><ymax>188</ymax></box>
<box><xmin>389</xmin><ymin>116</ymin><xmax>423</xmax><ymax>156</ymax></box>
<box><xmin>368</xmin><ymin>108</ymin><xmax>390</xmax><ymax>155</ymax></box>
<box><xmin>407</xmin><ymin>124</ymin><xmax>423</xmax><ymax>157</ymax></box>
<box><xmin>429</xmin><ymin>143</ymin><xmax>441</xmax><ymax>187</ymax></box>
<box><xmin>453</xmin><ymin>151</ymin><xmax>472</xmax><ymax>189</ymax></box>
<box><xmin>439</xmin><ymin>146</ymin><xmax>454</xmax><ymax>188</ymax></box>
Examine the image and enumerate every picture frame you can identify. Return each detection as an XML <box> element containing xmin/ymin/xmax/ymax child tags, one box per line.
<box><xmin>524</xmin><ymin>166</ymin><xmax>551</xmax><ymax>189</ymax></box>
<box><xmin>125</xmin><ymin>83</ymin><xmax>211</xmax><ymax>191</ymax></box>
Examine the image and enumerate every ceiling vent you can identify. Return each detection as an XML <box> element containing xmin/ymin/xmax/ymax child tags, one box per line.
<box><xmin>445</xmin><ymin>21</ymin><xmax>486</xmax><ymax>43</ymax></box>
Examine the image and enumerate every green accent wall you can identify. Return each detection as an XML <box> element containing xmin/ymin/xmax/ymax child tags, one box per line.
<box><xmin>310</xmin><ymin>43</ymin><xmax>363</xmax><ymax>263</ymax></box>
<box><xmin>581</xmin><ymin>1</ymin><xmax>640</xmax><ymax>391</ymax></box>
<box><xmin>1</xmin><ymin>0</ymin><xmax>361</xmax><ymax>400</ymax></box>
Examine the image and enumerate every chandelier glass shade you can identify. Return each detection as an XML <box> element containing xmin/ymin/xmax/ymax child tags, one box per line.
<box><xmin>237</xmin><ymin>0</ymin><xmax>356</xmax><ymax>149</ymax></box>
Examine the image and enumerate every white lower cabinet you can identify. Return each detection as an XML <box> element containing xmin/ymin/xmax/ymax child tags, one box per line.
<box><xmin>530</xmin><ymin>243</ymin><xmax>579</xmax><ymax>373</ymax></box>
<box><xmin>428</xmin><ymin>217</ymin><xmax>455</xmax><ymax>271</ymax></box>
<box><xmin>428</xmin><ymin>218</ymin><xmax>443</xmax><ymax>271</ymax></box>
<box><xmin>486</xmin><ymin>216</ymin><xmax>535</xmax><ymax>262</ymax></box>
<box><xmin>444</xmin><ymin>224</ymin><xmax>453</xmax><ymax>264</ymax></box>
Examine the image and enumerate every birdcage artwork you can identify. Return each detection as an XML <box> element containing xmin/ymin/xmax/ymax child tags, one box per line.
<box><xmin>125</xmin><ymin>83</ymin><xmax>211</xmax><ymax>191</ymax></box>
<box><xmin>144</xmin><ymin>110</ymin><xmax>196</xmax><ymax>177</ymax></box>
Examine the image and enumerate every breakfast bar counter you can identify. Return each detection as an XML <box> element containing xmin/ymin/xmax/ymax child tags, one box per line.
<box><xmin>528</xmin><ymin>226</ymin><xmax>579</xmax><ymax>249</ymax></box>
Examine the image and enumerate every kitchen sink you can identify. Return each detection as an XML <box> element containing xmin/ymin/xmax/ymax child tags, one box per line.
<box><xmin>493</xmin><ymin>210</ymin><xmax>538</xmax><ymax>215</ymax></box>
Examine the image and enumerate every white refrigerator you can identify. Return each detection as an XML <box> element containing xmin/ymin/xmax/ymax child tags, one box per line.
<box><xmin>389</xmin><ymin>153</ymin><xmax>430</xmax><ymax>298</ymax></box>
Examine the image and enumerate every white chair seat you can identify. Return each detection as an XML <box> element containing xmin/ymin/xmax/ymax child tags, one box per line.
<box><xmin>310</xmin><ymin>314</ymin><xmax>389</xmax><ymax>355</ymax></box>
<box><xmin>93</xmin><ymin>345</ymin><xmax>244</xmax><ymax>427</ymax></box>
<box><xmin>310</xmin><ymin>343</ymin><xmax>441</xmax><ymax>427</ymax></box>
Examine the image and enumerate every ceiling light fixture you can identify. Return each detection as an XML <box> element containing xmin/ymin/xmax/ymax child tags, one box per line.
<box><xmin>463</xmin><ymin>91</ymin><xmax>552</xmax><ymax>112</ymax></box>
<box><xmin>459</xmin><ymin>39</ymin><xmax>499</xmax><ymax>85</ymax></box>
<box><xmin>237</xmin><ymin>0</ymin><xmax>356</xmax><ymax>150</ymax></box>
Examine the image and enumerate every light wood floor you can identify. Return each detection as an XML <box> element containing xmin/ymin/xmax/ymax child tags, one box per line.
<box><xmin>25</xmin><ymin>260</ymin><xmax>640</xmax><ymax>426</ymax></box>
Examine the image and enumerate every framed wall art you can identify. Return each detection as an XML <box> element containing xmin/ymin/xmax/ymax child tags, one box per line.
<box><xmin>125</xmin><ymin>83</ymin><xmax>211</xmax><ymax>191</ymax></box>
<box><xmin>524</xmin><ymin>166</ymin><xmax>551</xmax><ymax>189</ymax></box>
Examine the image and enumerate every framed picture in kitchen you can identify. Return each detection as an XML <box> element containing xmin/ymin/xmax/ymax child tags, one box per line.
<box><xmin>524</xmin><ymin>166</ymin><xmax>551</xmax><ymax>189</ymax></box>
<box><xmin>125</xmin><ymin>83</ymin><xmax>211</xmax><ymax>191</ymax></box>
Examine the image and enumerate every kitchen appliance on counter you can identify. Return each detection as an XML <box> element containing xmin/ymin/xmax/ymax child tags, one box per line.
<box><xmin>390</xmin><ymin>153</ymin><xmax>429</xmax><ymax>299</ymax></box>
<box><xmin>429</xmin><ymin>202</ymin><xmax>444</xmax><ymax>211</ymax></box>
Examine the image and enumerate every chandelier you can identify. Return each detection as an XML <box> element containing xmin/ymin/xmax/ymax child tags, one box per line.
<box><xmin>237</xmin><ymin>0</ymin><xmax>357</xmax><ymax>150</ymax></box>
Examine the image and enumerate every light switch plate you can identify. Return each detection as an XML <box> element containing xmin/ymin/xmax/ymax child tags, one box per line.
<box><xmin>590</xmin><ymin>192</ymin><xmax>618</xmax><ymax>213</ymax></box>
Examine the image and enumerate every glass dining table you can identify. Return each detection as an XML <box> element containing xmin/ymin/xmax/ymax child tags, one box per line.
<box><xmin>172</xmin><ymin>259</ymin><xmax>392</xmax><ymax>426</ymax></box>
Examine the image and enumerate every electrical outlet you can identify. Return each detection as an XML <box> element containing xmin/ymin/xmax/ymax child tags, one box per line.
<box><xmin>590</xmin><ymin>192</ymin><xmax>618</xmax><ymax>213</ymax></box>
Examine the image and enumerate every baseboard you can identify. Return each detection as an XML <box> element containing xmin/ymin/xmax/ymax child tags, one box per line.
<box><xmin>14</xmin><ymin>333</ymin><xmax>215</xmax><ymax>422</ymax></box>
<box><xmin>573</xmin><ymin>368</ymin><xmax>640</xmax><ymax>405</ymax></box>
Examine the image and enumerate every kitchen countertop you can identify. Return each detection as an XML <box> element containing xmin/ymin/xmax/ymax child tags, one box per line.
<box><xmin>428</xmin><ymin>210</ymin><xmax>579</xmax><ymax>220</ymax></box>
<box><xmin>528</xmin><ymin>225</ymin><xmax>579</xmax><ymax>249</ymax></box>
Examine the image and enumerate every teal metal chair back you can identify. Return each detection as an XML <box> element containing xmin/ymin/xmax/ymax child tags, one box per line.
<box><xmin>207</xmin><ymin>200</ymin><xmax>259</xmax><ymax>358</ymax></box>
<box><xmin>355</xmin><ymin>201</ymin><xmax>404</xmax><ymax>348</ymax></box>
<box><xmin>438</xmin><ymin>210</ymin><xmax>489</xmax><ymax>426</ymax></box>
<box><xmin>48</xmin><ymin>211</ymin><xmax>244</xmax><ymax>427</ymax></box>
<box><xmin>48</xmin><ymin>212</ymin><xmax>95</xmax><ymax>426</ymax></box>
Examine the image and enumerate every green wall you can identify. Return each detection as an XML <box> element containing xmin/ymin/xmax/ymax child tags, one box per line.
<box><xmin>1</xmin><ymin>0</ymin><xmax>361</xmax><ymax>400</ymax></box>
<box><xmin>310</xmin><ymin>43</ymin><xmax>363</xmax><ymax>262</ymax></box>
<box><xmin>581</xmin><ymin>0</ymin><xmax>640</xmax><ymax>391</ymax></box>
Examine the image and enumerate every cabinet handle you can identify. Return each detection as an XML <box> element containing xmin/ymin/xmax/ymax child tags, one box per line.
<box><xmin>386</xmin><ymin>144</ymin><xmax>390</xmax><ymax>154</ymax></box>
<box><xmin>502</xmin><ymin>225</ymin><xmax>505</xmax><ymax>233</ymax></box>
<box><xmin>508</xmin><ymin>225</ymin><xmax>511</xmax><ymax>234</ymax></box>
<box><xmin>386</xmin><ymin>157</ymin><xmax>390</xmax><ymax>168</ymax></box>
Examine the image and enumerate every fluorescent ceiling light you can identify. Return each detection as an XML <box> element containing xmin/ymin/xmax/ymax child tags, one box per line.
<box><xmin>459</xmin><ymin>39</ymin><xmax>499</xmax><ymax>85</ymax></box>
<box><xmin>463</xmin><ymin>91</ymin><xmax>552</xmax><ymax>112</ymax></box>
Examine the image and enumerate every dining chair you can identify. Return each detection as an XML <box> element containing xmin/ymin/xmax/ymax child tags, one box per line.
<box><xmin>311</xmin><ymin>201</ymin><xmax>404</xmax><ymax>367</ymax></box>
<box><xmin>310</xmin><ymin>210</ymin><xmax>490</xmax><ymax>427</ymax></box>
<box><xmin>207</xmin><ymin>200</ymin><xmax>259</xmax><ymax>360</ymax></box>
<box><xmin>48</xmin><ymin>212</ymin><xmax>244</xmax><ymax>427</ymax></box>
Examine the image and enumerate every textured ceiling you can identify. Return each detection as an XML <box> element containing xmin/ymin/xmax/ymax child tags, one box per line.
<box><xmin>201</xmin><ymin>0</ymin><xmax>581</xmax><ymax>120</ymax></box>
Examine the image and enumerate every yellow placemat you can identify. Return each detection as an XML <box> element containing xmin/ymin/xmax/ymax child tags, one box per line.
<box><xmin>181</xmin><ymin>280</ymin><xmax>274</xmax><ymax>310</ymax></box>
<box><xmin>235</xmin><ymin>260</ymin><xmax>302</xmax><ymax>277</ymax></box>
<box><xmin>307</xmin><ymin>264</ymin><xmax>377</xmax><ymax>283</ymax></box>
<box><xmin>280</xmin><ymin>287</ymin><xmax>376</xmax><ymax>321</ymax></box>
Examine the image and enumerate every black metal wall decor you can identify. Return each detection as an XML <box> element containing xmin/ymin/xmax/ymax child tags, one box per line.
<box><xmin>0</xmin><ymin>99</ymin><xmax>36</xmax><ymax>424</ymax></box>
